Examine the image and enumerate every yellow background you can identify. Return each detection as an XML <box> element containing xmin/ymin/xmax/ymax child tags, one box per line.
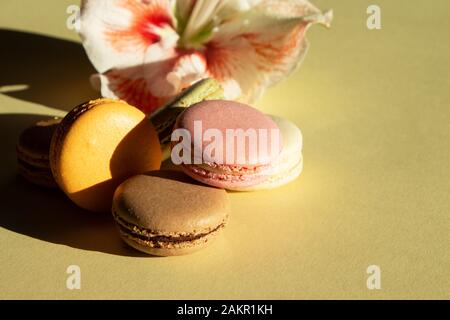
<box><xmin>1</xmin><ymin>0</ymin><xmax>449</xmax><ymax>299</ymax></box>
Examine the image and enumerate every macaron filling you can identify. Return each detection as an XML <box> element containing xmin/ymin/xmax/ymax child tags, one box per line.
<box><xmin>16</xmin><ymin>118</ymin><xmax>61</xmax><ymax>188</ymax></box>
<box><xmin>113</xmin><ymin>208</ymin><xmax>227</xmax><ymax>248</ymax></box>
<box><xmin>16</xmin><ymin>151</ymin><xmax>50</xmax><ymax>169</ymax></box>
<box><xmin>17</xmin><ymin>158</ymin><xmax>51</xmax><ymax>173</ymax></box>
<box><xmin>182</xmin><ymin>163</ymin><xmax>271</xmax><ymax>183</ymax></box>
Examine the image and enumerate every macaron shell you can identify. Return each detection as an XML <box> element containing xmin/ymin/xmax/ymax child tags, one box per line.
<box><xmin>16</xmin><ymin>118</ymin><xmax>61</xmax><ymax>161</ymax></box>
<box><xmin>181</xmin><ymin>163</ymin><xmax>272</xmax><ymax>190</ymax></box>
<box><xmin>270</xmin><ymin>115</ymin><xmax>303</xmax><ymax>158</ymax></box>
<box><xmin>16</xmin><ymin>118</ymin><xmax>61</xmax><ymax>188</ymax></box>
<box><xmin>240</xmin><ymin>156</ymin><xmax>303</xmax><ymax>191</ymax></box>
<box><xmin>264</xmin><ymin>115</ymin><xmax>303</xmax><ymax>181</ymax></box>
<box><xmin>151</xmin><ymin>78</ymin><xmax>224</xmax><ymax>135</ymax></box>
<box><xmin>112</xmin><ymin>171</ymin><xmax>229</xmax><ymax>256</ymax></box>
<box><xmin>113</xmin><ymin>172</ymin><xmax>229</xmax><ymax>234</ymax></box>
<box><xmin>174</xmin><ymin>100</ymin><xmax>282</xmax><ymax>166</ymax></box>
<box><xmin>234</xmin><ymin>115</ymin><xmax>304</xmax><ymax>191</ymax></box>
<box><xmin>51</xmin><ymin>99</ymin><xmax>161</xmax><ymax>212</ymax></box>
<box><xmin>16</xmin><ymin>149</ymin><xmax>51</xmax><ymax>169</ymax></box>
<box><xmin>17</xmin><ymin>162</ymin><xmax>58</xmax><ymax>188</ymax></box>
<box><xmin>151</xmin><ymin>78</ymin><xmax>224</xmax><ymax>160</ymax></box>
<box><xmin>266</xmin><ymin>156</ymin><xmax>304</xmax><ymax>189</ymax></box>
<box><xmin>118</xmin><ymin>227</ymin><xmax>222</xmax><ymax>256</ymax></box>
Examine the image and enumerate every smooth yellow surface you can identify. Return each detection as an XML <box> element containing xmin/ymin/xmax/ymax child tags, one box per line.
<box><xmin>0</xmin><ymin>0</ymin><xmax>449</xmax><ymax>299</ymax></box>
<box><xmin>51</xmin><ymin>100</ymin><xmax>161</xmax><ymax>213</ymax></box>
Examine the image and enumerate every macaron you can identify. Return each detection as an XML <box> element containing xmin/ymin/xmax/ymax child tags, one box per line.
<box><xmin>112</xmin><ymin>170</ymin><xmax>230</xmax><ymax>256</ymax></box>
<box><xmin>16</xmin><ymin>117</ymin><xmax>61</xmax><ymax>188</ymax></box>
<box><xmin>240</xmin><ymin>115</ymin><xmax>304</xmax><ymax>191</ymax></box>
<box><xmin>50</xmin><ymin>98</ymin><xmax>162</xmax><ymax>213</ymax></box>
<box><xmin>172</xmin><ymin>100</ymin><xmax>283</xmax><ymax>190</ymax></box>
<box><xmin>151</xmin><ymin>78</ymin><xmax>224</xmax><ymax>160</ymax></box>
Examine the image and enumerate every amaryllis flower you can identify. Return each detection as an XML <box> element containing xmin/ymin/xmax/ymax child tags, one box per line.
<box><xmin>79</xmin><ymin>0</ymin><xmax>332</xmax><ymax>114</ymax></box>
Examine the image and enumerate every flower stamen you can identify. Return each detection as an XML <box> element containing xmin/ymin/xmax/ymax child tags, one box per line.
<box><xmin>181</xmin><ymin>0</ymin><xmax>224</xmax><ymax>48</ymax></box>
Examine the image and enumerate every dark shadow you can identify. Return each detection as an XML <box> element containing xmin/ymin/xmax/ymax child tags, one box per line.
<box><xmin>161</xmin><ymin>157</ymin><xmax>183</xmax><ymax>172</ymax></box>
<box><xmin>146</xmin><ymin>169</ymin><xmax>205</xmax><ymax>186</ymax></box>
<box><xmin>0</xmin><ymin>29</ymin><xmax>98</xmax><ymax>111</ymax></box>
<box><xmin>0</xmin><ymin>114</ymin><xmax>146</xmax><ymax>257</ymax></box>
<box><xmin>109</xmin><ymin>119</ymin><xmax>162</xmax><ymax>180</ymax></box>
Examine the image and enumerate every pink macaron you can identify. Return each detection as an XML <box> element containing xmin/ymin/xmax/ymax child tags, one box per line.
<box><xmin>171</xmin><ymin>100</ymin><xmax>282</xmax><ymax>190</ymax></box>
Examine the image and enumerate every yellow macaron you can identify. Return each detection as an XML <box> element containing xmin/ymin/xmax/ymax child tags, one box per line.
<box><xmin>50</xmin><ymin>98</ymin><xmax>161</xmax><ymax>213</ymax></box>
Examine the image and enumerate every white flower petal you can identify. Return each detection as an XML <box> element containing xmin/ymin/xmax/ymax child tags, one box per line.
<box><xmin>205</xmin><ymin>0</ymin><xmax>332</xmax><ymax>102</ymax></box>
<box><xmin>225</xmin><ymin>0</ymin><xmax>262</xmax><ymax>12</ymax></box>
<box><xmin>79</xmin><ymin>0</ymin><xmax>331</xmax><ymax>114</ymax></box>
<box><xmin>98</xmin><ymin>60</ymin><xmax>175</xmax><ymax>114</ymax></box>
<box><xmin>167</xmin><ymin>53</ymin><xmax>208</xmax><ymax>92</ymax></box>
<box><xmin>80</xmin><ymin>0</ymin><xmax>177</xmax><ymax>73</ymax></box>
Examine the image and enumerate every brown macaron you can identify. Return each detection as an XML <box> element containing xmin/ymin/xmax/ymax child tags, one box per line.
<box><xmin>16</xmin><ymin>117</ymin><xmax>61</xmax><ymax>188</ymax></box>
<box><xmin>112</xmin><ymin>171</ymin><xmax>230</xmax><ymax>256</ymax></box>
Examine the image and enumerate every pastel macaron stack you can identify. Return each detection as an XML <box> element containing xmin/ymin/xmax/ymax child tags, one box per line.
<box><xmin>240</xmin><ymin>115</ymin><xmax>303</xmax><ymax>191</ymax></box>
<box><xmin>13</xmin><ymin>80</ymin><xmax>234</xmax><ymax>256</ymax></box>
<box><xmin>15</xmin><ymin>77</ymin><xmax>304</xmax><ymax>257</ymax></box>
<box><xmin>16</xmin><ymin>117</ymin><xmax>61</xmax><ymax>188</ymax></box>
<box><xmin>45</xmin><ymin>89</ymin><xmax>231</xmax><ymax>256</ymax></box>
<box><xmin>172</xmin><ymin>100</ymin><xmax>303</xmax><ymax>191</ymax></box>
